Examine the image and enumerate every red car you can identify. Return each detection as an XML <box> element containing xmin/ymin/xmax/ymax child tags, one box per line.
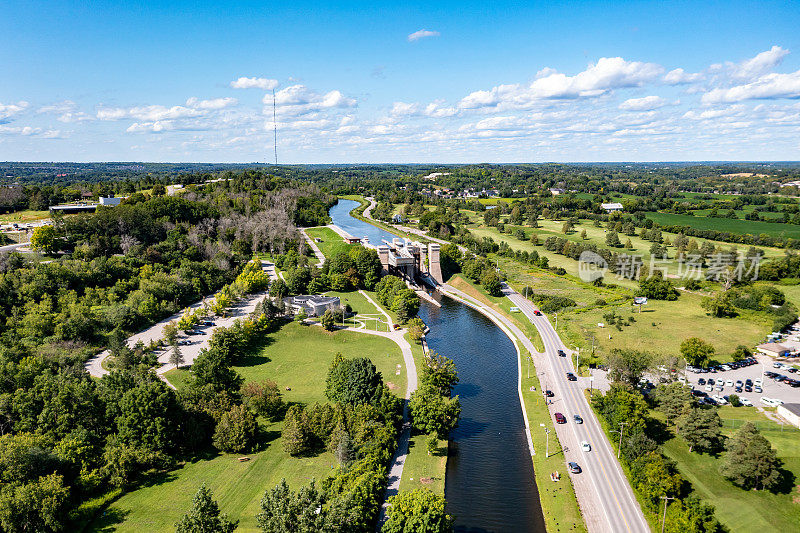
<box><xmin>534</xmin><ymin>310</ymin><xmax>542</xmax><ymax>316</ymax></box>
<box><xmin>554</xmin><ymin>412</ymin><xmax>567</xmax><ymax>424</ymax></box>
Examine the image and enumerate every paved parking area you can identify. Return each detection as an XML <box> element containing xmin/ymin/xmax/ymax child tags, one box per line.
<box><xmin>681</xmin><ymin>354</ymin><xmax>800</xmax><ymax>406</ymax></box>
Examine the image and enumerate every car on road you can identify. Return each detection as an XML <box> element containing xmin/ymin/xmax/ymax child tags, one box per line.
<box><xmin>568</xmin><ymin>462</ymin><xmax>582</xmax><ymax>474</ymax></box>
<box><xmin>761</xmin><ymin>397</ymin><xmax>783</xmax><ymax>407</ymax></box>
<box><xmin>573</xmin><ymin>414</ymin><xmax>583</xmax><ymax>424</ymax></box>
<box><xmin>581</xmin><ymin>441</ymin><xmax>591</xmax><ymax>452</ymax></box>
<box><xmin>534</xmin><ymin>310</ymin><xmax>542</xmax><ymax>316</ymax></box>
<box><xmin>554</xmin><ymin>413</ymin><xmax>567</xmax><ymax>424</ymax></box>
<box><xmin>566</xmin><ymin>372</ymin><xmax>577</xmax><ymax>381</ymax></box>
<box><xmin>545</xmin><ymin>389</ymin><xmax>554</xmax><ymax>397</ymax></box>
<box><xmin>557</xmin><ymin>349</ymin><xmax>566</xmax><ymax>357</ymax></box>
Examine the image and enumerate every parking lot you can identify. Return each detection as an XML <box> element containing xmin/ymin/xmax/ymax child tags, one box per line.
<box><xmin>680</xmin><ymin>354</ymin><xmax>800</xmax><ymax>407</ymax></box>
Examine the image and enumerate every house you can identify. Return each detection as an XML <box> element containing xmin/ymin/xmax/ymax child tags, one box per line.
<box><xmin>601</xmin><ymin>202</ymin><xmax>624</xmax><ymax>212</ymax></box>
<box><xmin>392</xmin><ymin>214</ymin><xmax>404</xmax><ymax>223</ymax></box>
<box><xmin>756</xmin><ymin>342</ymin><xmax>791</xmax><ymax>357</ymax></box>
<box><xmin>549</xmin><ymin>188</ymin><xmax>564</xmax><ymax>195</ymax></box>
<box><xmin>777</xmin><ymin>404</ymin><xmax>800</xmax><ymax>429</ymax></box>
<box><xmin>287</xmin><ymin>295</ymin><xmax>341</xmax><ymax>317</ymax></box>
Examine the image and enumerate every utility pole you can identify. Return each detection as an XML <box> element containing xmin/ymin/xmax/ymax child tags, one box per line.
<box><xmin>660</xmin><ymin>496</ymin><xmax>675</xmax><ymax>533</ymax></box>
<box><xmin>617</xmin><ymin>422</ymin><xmax>626</xmax><ymax>458</ymax></box>
<box><xmin>540</xmin><ymin>424</ymin><xmax>550</xmax><ymax>458</ymax></box>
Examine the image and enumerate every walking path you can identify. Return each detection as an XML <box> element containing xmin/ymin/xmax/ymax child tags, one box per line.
<box><xmin>301</xmin><ymin>229</ymin><xmax>326</xmax><ymax>265</ymax></box>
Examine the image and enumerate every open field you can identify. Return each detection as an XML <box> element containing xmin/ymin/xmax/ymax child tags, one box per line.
<box><xmin>661</xmin><ymin>406</ymin><xmax>800</xmax><ymax>533</ymax></box>
<box><xmin>304</xmin><ymin>226</ymin><xmax>356</xmax><ymax>259</ymax></box>
<box><xmin>645</xmin><ymin>212</ymin><xmax>800</xmax><ymax>238</ymax></box>
<box><xmin>557</xmin><ymin>291</ymin><xmax>771</xmax><ymax>364</ymax></box>
<box><xmin>0</xmin><ymin>209</ymin><xmax>50</xmax><ymax>224</ymax></box>
<box><xmin>98</xmin><ymin>322</ymin><xmax>405</xmax><ymax>532</ymax></box>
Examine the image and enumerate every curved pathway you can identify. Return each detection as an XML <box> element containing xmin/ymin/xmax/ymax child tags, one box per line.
<box><xmin>301</xmin><ymin>229</ymin><xmax>326</xmax><ymax>265</ymax></box>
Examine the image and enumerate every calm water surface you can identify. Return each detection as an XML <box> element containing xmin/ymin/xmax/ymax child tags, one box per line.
<box><xmin>329</xmin><ymin>200</ymin><xmax>545</xmax><ymax>532</ymax></box>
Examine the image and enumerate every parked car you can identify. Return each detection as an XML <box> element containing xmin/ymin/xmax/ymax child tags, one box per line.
<box><xmin>573</xmin><ymin>414</ymin><xmax>583</xmax><ymax>424</ymax></box>
<box><xmin>761</xmin><ymin>397</ymin><xmax>783</xmax><ymax>407</ymax></box>
<box><xmin>568</xmin><ymin>461</ymin><xmax>582</xmax><ymax>474</ymax></box>
<box><xmin>698</xmin><ymin>378</ymin><xmax>706</xmax><ymax>385</ymax></box>
<box><xmin>704</xmin><ymin>385</ymin><xmax>713</xmax><ymax>392</ymax></box>
<box><xmin>739</xmin><ymin>397</ymin><xmax>753</xmax><ymax>406</ymax></box>
<box><xmin>179</xmin><ymin>340</ymin><xmax>192</xmax><ymax>346</ymax></box>
<box><xmin>707</xmin><ymin>378</ymin><xmax>715</xmax><ymax>385</ymax></box>
<box><xmin>555</xmin><ymin>413</ymin><xmax>567</xmax><ymax>424</ymax></box>
<box><xmin>581</xmin><ymin>441</ymin><xmax>591</xmax><ymax>452</ymax></box>
<box><xmin>744</xmin><ymin>385</ymin><xmax>752</xmax><ymax>392</ymax></box>
<box><xmin>754</xmin><ymin>385</ymin><xmax>763</xmax><ymax>393</ymax></box>
<box><xmin>725</xmin><ymin>379</ymin><xmax>734</xmax><ymax>387</ymax></box>
<box><xmin>716</xmin><ymin>385</ymin><xmax>724</xmax><ymax>392</ymax></box>
<box><xmin>712</xmin><ymin>395</ymin><xmax>728</xmax><ymax>405</ymax></box>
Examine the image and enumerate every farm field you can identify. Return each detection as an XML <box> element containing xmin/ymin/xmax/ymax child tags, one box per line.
<box><xmin>645</xmin><ymin>212</ymin><xmax>800</xmax><ymax>238</ymax></box>
<box><xmin>0</xmin><ymin>209</ymin><xmax>50</xmax><ymax>224</ymax></box>
<box><xmin>102</xmin><ymin>322</ymin><xmax>405</xmax><ymax>532</ymax></box>
<box><xmin>661</xmin><ymin>406</ymin><xmax>800</xmax><ymax>533</ymax></box>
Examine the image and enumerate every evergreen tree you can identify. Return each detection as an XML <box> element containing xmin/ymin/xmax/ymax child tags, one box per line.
<box><xmin>721</xmin><ymin>422</ymin><xmax>781</xmax><ymax>490</ymax></box>
<box><xmin>676</xmin><ymin>405</ymin><xmax>721</xmax><ymax>453</ymax></box>
<box><xmin>175</xmin><ymin>484</ymin><xmax>237</xmax><ymax>533</ymax></box>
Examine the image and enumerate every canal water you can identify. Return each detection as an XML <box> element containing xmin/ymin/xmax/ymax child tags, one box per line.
<box><xmin>329</xmin><ymin>199</ymin><xmax>545</xmax><ymax>532</ymax></box>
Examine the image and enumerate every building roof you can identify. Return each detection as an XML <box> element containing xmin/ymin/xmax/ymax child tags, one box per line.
<box><xmin>779</xmin><ymin>403</ymin><xmax>800</xmax><ymax>417</ymax></box>
<box><xmin>601</xmin><ymin>202</ymin><xmax>624</xmax><ymax>210</ymax></box>
<box><xmin>757</xmin><ymin>342</ymin><xmax>790</xmax><ymax>353</ymax></box>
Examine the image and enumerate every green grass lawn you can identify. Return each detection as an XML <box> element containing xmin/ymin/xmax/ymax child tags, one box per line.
<box><xmin>558</xmin><ymin>291</ymin><xmax>771</xmax><ymax>364</ymax></box>
<box><xmin>98</xmin><ymin>322</ymin><xmax>405</xmax><ymax>532</ymax></box>
<box><xmin>304</xmin><ymin>226</ymin><xmax>357</xmax><ymax>259</ymax></box>
<box><xmin>661</xmin><ymin>406</ymin><xmax>800</xmax><ymax>533</ymax></box>
<box><xmin>645</xmin><ymin>212</ymin><xmax>800</xmax><ymax>238</ymax></box>
<box><xmin>0</xmin><ymin>209</ymin><xmax>50</xmax><ymax>223</ymax></box>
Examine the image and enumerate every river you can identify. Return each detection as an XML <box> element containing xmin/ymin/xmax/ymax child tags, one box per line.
<box><xmin>329</xmin><ymin>199</ymin><xmax>545</xmax><ymax>532</ymax></box>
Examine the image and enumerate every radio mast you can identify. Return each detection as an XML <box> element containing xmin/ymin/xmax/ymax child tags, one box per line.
<box><xmin>272</xmin><ymin>88</ymin><xmax>278</xmax><ymax>165</ymax></box>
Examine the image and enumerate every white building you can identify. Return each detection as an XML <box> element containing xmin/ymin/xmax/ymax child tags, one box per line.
<box><xmin>288</xmin><ymin>295</ymin><xmax>341</xmax><ymax>317</ymax></box>
<box><xmin>777</xmin><ymin>404</ymin><xmax>800</xmax><ymax>429</ymax></box>
<box><xmin>601</xmin><ymin>202</ymin><xmax>624</xmax><ymax>212</ymax></box>
<box><xmin>99</xmin><ymin>197</ymin><xmax>122</xmax><ymax>207</ymax></box>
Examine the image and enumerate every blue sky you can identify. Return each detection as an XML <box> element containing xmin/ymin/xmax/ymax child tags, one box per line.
<box><xmin>1</xmin><ymin>0</ymin><xmax>799</xmax><ymax>162</ymax></box>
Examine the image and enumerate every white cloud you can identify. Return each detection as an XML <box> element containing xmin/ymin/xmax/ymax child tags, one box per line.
<box><xmin>230</xmin><ymin>76</ymin><xmax>279</xmax><ymax>90</ymax></box>
<box><xmin>268</xmin><ymin>85</ymin><xmax>356</xmax><ymax>116</ymax></box>
<box><xmin>701</xmin><ymin>70</ymin><xmax>800</xmax><ymax>104</ymax></box>
<box><xmin>458</xmin><ymin>57</ymin><xmax>664</xmax><ymax>110</ymax></box>
<box><xmin>619</xmin><ymin>95</ymin><xmax>668</xmax><ymax>111</ymax></box>
<box><xmin>408</xmin><ymin>29</ymin><xmax>440</xmax><ymax>42</ymax></box>
<box><xmin>186</xmin><ymin>96</ymin><xmax>238</xmax><ymax>110</ymax></box>
<box><xmin>0</xmin><ymin>101</ymin><xmax>29</xmax><ymax>121</ymax></box>
<box><xmin>663</xmin><ymin>68</ymin><xmax>704</xmax><ymax>85</ymax></box>
<box><xmin>390</xmin><ymin>102</ymin><xmax>420</xmax><ymax>116</ymax></box>
<box><xmin>38</xmin><ymin>101</ymin><xmax>93</xmax><ymax>123</ymax></box>
<box><xmin>732</xmin><ymin>45</ymin><xmax>789</xmax><ymax>79</ymax></box>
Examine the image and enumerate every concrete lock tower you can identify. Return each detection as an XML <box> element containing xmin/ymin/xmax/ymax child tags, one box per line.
<box><xmin>428</xmin><ymin>243</ymin><xmax>443</xmax><ymax>284</ymax></box>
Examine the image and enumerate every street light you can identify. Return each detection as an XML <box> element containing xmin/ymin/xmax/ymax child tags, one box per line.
<box><xmin>571</xmin><ymin>344</ymin><xmax>581</xmax><ymax>373</ymax></box>
<box><xmin>539</xmin><ymin>423</ymin><xmax>550</xmax><ymax>458</ymax></box>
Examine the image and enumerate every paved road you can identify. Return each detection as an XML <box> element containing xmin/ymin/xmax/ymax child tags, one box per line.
<box><xmin>505</xmin><ymin>283</ymin><xmax>649</xmax><ymax>533</ymax></box>
<box><xmin>0</xmin><ymin>242</ymin><xmax>31</xmax><ymax>253</ymax></box>
<box><xmin>301</xmin><ymin>229</ymin><xmax>326</xmax><ymax>265</ymax></box>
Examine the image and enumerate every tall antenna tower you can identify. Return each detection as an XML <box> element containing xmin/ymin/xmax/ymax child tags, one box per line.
<box><xmin>272</xmin><ymin>88</ymin><xmax>278</xmax><ymax>165</ymax></box>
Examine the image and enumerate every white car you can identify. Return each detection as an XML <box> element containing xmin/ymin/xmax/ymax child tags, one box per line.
<box><xmin>716</xmin><ymin>385</ymin><xmax>724</xmax><ymax>392</ymax></box>
<box><xmin>761</xmin><ymin>397</ymin><xmax>783</xmax><ymax>407</ymax></box>
<box><xmin>754</xmin><ymin>378</ymin><xmax>763</xmax><ymax>386</ymax></box>
<box><xmin>739</xmin><ymin>397</ymin><xmax>753</xmax><ymax>406</ymax></box>
<box><xmin>721</xmin><ymin>364</ymin><xmax>732</xmax><ymax>371</ymax></box>
<box><xmin>754</xmin><ymin>386</ymin><xmax>763</xmax><ymax>393</ymax></box>
<box><xmin>725</xmin><ymin>379</ymin><xmax>734</xmax><ymax>387</ymax></box>
<box><xmin>581</xmin><ymin>440</ymin><xmax>591</xmax><ymax>452</ymax></box>
<box><xmin>704</xmin><ymin>385</ymin><xmax>713</xmax><ymax>392</ymax></box>
<box><xmin>712</xmin><ymin>395</ymin><xmax>728</xmax><ymax>405</ymax></box>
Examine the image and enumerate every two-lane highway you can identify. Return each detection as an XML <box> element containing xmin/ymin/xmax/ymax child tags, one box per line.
<box><xmin>503</xmin><ymin>283</ymin><xmax>649</xmax><ymax>533</ymax></box>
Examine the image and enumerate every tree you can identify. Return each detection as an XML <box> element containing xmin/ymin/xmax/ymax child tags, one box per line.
<box><xmin>561</xmin><ymin>220</ymin><xmax>573</xmax><ymax>234</ymax></box>
<box><xmin>680</xmin><ymin>337</ymin><xmax>715</xmax><ymax>368</ymax></box>
<box><xmin>190</xmin><ymin>348</ymin><xmax>244</xmax><ymax>395</ymax></box>
<box><xmin>325</xmin><ymin>355</ymin><xmax>384</xmax><ymax>406</ymax></box>
<box><xmin>151</xmin><ymin>183</ymin><xmax>167</xmax><ymax>196</ymax></box>
<box><xmin>409</xmin><ymin>384</ymin><xmax>461</xmax><ymax>439</ymax></box>
<box><xmin>242</xmin><ymin>380</ymin><xmax>283</xmax><ymax>420</ymax></box>
<box><xmin>721</xmin><ymin>422</ymin><xmax>782</xmax><ymax>490</ymax></box>
<box><xmin>731</xmin><ymin>344</ymin><xmax>751</xmax><ymax>362</ymax></box>
<box><xmin>606</xmin><ymin>348</ymin><xmax>653</xmax><ymax>387</ymax></box>
<box><xmin>605</xmin><ymin>230</ymin><xmax>622</xmax><ymax>247</ymax></box>
<box><xmin>169</xmin><ymin>341</ymin><xmax>184</xmax><ymax>368</ymax></box>
<box><xmin>30</xmin><ymin>225</ymin><xmax>58</xmax><ymax>254</ymax></box>
<box><xmin>213</xmin><ymin>404</ymin><xmax>259</xmax><ymax>453</ymax></box>
<box><xmin>420</xmin><ymin>351</ymin><xmax>459</xmax><ymax>396</ymax></box>
<box><xmin>176</xmin><ymin>484</ymin><xmax>238</xmax><ymax>533</ymax></box>
<box><xmin>676</xmin><ymin>405</ymin><xmax>721</xmax><ymax>453</ymax></box>
<box><xmin>407</xmin><ymin>317</ymin><xmax>426</xmax><ymax>344</ymax></box>
<box><xmin>630</xmin><ymin>452</ymin><xmax>683</xmax><ymax>512</ymax></box>
<box><xmin>256</xmin><ymin>479</ymin><xmax>326</xmax><ymax>532</ymax></box>
<box><xmin>481</xmin><ymin>270</ymin><xmax>502</xmax><ymax>297</ymax></box>
<box><xmin>269</xmin><ymin>279</ymin><xmax>288</xmax><ymax>299</ymax></box>
<box><xmin>282</xmin><ymin>405</ymin><xmax>309</xmax><ymax>456</ymax></box>
<box><xmin>580</xmin><ymin>229</ymin><xmax>588</xmax><ymax>240</ymax></box>
<box><xmin>637</xmin><ymin>271</ymin><xmax>679</xmax><ymax>300</ymax></box>
<box><xmin>320</xmin><ymin>309</ymin><xmax>336</xmax><ymax>331</ymax></box>
<box><xmin>383</xmin><ymin>488</ymin><xmax>453</xmax><ymax>533</ymax></box>
<box><xmin>0</xmin><ymin>473</ymin><xmax>70</xmax><ymax>533</ymax></box>
<box><xmin>116</xmin><ymin>380</ymin><xmax>180</xmax><ymax>451</ymax></box>
<box><xmin>654</xmin><ymin>382</ymin><xmax>692</xmax><ymax>424</ymax></box>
